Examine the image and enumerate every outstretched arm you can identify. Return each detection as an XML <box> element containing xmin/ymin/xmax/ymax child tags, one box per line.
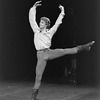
<box><xmin>49</xmin><ymin>5</ymin><xmax>65</xmax><ymax>35</ymax></box>
<box><xmin>29</xmin><ymin>1</ymin><xmax>42</xmax><ymax>33</ymax></box>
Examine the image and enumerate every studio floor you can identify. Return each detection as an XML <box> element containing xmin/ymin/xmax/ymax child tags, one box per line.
<box><xmin>0</xmin><ymin>81</ymin><xmax>99</xmax><ymax>100</ymax></box>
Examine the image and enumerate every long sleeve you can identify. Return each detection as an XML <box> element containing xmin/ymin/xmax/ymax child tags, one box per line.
<box><xmin>49</xmin><ymin>12</ymin><xmax>65</xmax><ymax>35</ymax></box>
<box><xmin>29</xmin><ymin>7</ymin><xmax>39</xmax><ymax>33</ymax></box>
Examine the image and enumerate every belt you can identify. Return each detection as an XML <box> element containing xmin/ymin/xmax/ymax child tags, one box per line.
<box><xmin>37</xmin><ymin>48</ymin><xmax>50</xmax><ymax>52</ymax></box>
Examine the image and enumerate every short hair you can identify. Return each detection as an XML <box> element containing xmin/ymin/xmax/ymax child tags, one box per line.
<box><xmin>40</xmin><ymin>17</ymin><xmax>51</xmax><ymax>29</ymax></box>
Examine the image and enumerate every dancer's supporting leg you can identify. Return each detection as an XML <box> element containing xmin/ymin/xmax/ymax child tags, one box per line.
<box><xmin>32</xmin><ymin>51</ymin><xmax>48</xmax><ymax>100</ymax></box>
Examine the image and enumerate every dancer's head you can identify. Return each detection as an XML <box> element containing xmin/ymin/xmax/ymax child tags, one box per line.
<box><xmin>39</xmin><ymin>17</ymin><xmax>50</xmax><ymax>29</ymax></box>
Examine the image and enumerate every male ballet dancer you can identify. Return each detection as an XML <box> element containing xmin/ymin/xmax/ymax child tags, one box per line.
<box><xmin>29</xmin><ymin>1</ymin><xmax>95</xmax><ymax>100</ymax></box>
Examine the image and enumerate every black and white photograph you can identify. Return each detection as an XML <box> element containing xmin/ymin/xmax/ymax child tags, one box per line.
<box><xmin>0</xmin><ymin>0</ymin><xmax>100</xmax><ymax>100</ymax></box>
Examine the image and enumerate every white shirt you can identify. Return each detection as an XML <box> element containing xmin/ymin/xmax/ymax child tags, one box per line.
<box><xmin>29</xmin><ymin>6</ymin><xmax>64</xmax><ymax>50</ymax></box>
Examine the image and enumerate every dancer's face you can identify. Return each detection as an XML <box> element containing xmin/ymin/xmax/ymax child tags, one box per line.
<box><xmin>39</xmin><ymin>20</ymin><xmax>47</xmax><ymax>29</ymax></box>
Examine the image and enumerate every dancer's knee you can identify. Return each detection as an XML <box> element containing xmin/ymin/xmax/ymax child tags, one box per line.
<box><xmin>36</xmin><ymin>73</ymin><xmax>42</xmax><ymax>82</ymax></box>
<box><xmin>36</xmin><ymin>67</ymin><xmax>43</xmax><ymax>81</ymax></box>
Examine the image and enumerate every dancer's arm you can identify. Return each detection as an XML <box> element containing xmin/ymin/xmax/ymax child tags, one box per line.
<box><xmin>29</xmin><ymin>1</ymin><xmax>42</xmax><ymax>33</ymax></box>
<box><xmin>49</xmin><ymin>5</ymin><xmax>65</xmax><ymax>35</ymax></box>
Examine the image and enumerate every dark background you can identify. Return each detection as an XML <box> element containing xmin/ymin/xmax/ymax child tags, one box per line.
<box><xmin>0</xmin><ymin>0</ymin><xmax>99</xmax><ymax>86</ymax></box>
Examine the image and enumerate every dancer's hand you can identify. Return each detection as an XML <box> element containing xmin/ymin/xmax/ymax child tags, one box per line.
<box><xmin>33</xmin><ymin>1</ymin><xmax>42</xmax><ymax>8</ymax></box>
<box><xmin>59</xmin><ymin>5</ymin><xmax>64</xmax><ymax>11</ymax></box>
<box><xmin>59</xmin><ymin>5</ymin><xmax>65</xmax><ymax>15</ymax></box>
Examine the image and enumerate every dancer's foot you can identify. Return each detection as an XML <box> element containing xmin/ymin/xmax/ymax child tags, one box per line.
<box><xmin>77</xmin><ymin>41</ymin><xmax>95</xmax><ymax>52</ymax></box>
<box><xmin>31</xmin><ymin>89</ymin><xmax>39</xmax><ymax>100</ymax></box>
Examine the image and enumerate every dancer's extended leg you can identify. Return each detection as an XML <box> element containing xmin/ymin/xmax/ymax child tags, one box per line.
<box><xmin>48</xmin><ymin>47</ymin><xmax>77</xmax><ymax>60</ymax></box>
<box><xmin>47</xmin><ymin>41</ymin><xmax>95</xmax><ymax>60</ymax></box>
